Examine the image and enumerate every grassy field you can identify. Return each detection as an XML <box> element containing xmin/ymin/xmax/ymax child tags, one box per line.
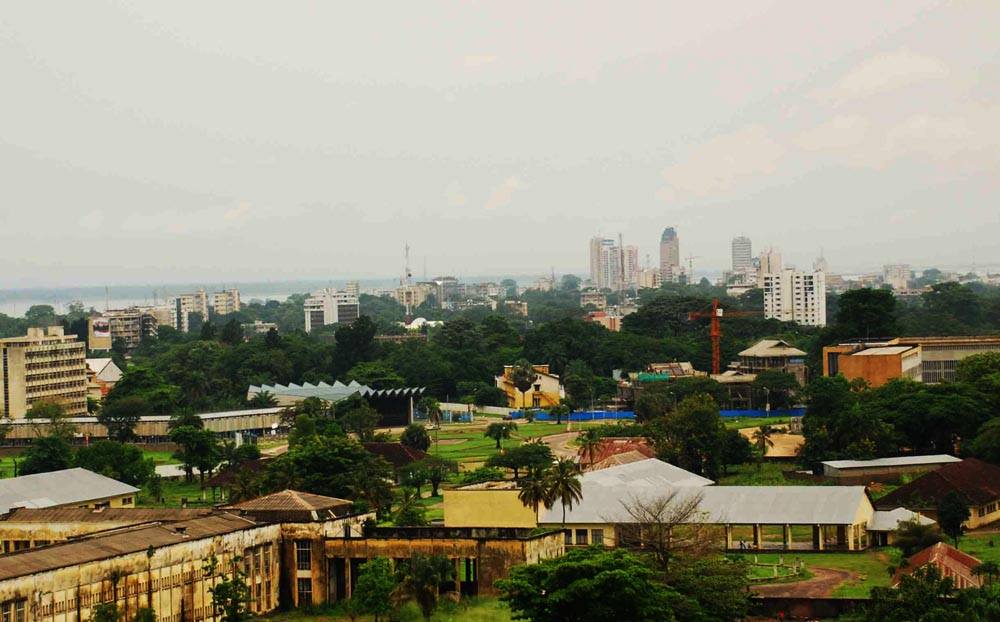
<box><xmin>717</xmin><ymin>462</ymin><xmax>816</xmax><ymax>486</ymax></box>
<box><xmin>426</xmin><ymin>420</ymin><xmax>603</xmax><ymax>467</ymax></box>
<box><xmin>736</xmin><ymin>548</ymin><xmax>902</xmax><ymax>597</ymax></box>
<box><xmin>723</xmin><ymin>416</ymin><xmax>790</xmax><ymax>430</ymax></box>
<box><xmin>262</xmin><ymin>598</ymin><xmax>513</xmax><ymax>622</ymax></box>
<box><xmin>960</xmin><ymin>533</ymin><xmax>1000</xmax><ymax>564</ymax></box>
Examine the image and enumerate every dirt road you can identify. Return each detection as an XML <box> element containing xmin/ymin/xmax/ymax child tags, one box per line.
<box><xmin>750</xmin><ymin>568</ymin><xmax>854</xmax><ymax>598</ymax></box>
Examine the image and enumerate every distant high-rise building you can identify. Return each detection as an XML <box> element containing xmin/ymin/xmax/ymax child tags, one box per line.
<box><xmin>763</xmin><ymin>268</ymin><xmax>827</xmax><ymax>327</ymax></box>
<box><xmin>169</xmin><ymin>289</ymin><xmax>209</xmax><ymax>332</ymax></box>
<box><xmin>731</xmin><ymin>236</ymin><xmax>752</xmax><ymax>272</ymax></box>
<box><xmin>345</xmin><ymin>281</ymin><xmax>360</xmax><ymax>297</ymax></box>
<box><xmin>758</xmin><ymin>248</ymin><xmax>783</xmax><ymax>282</ymax></box>
<box><xmin>659</xmin><ymin>227</ymin><xmax>680</xmax><ymax>282</ymax></box>
<box><xmin>813</xmin><ymin>254</ymin><xmax>829</xmax><ymax>274</ymax></box>
<box><xmin>588</xmin><ymin>237</ymin><xmax>637</xmax><ymax>290</ymax></box>
<box><xmin>883</xmin><ymin>264</ymin><xmax>911</xmax><ymax>290</ymax></box>
<box><xmin>304</xmin><ymin>288</ymin><xmax>360</xmax><ymax>332</ymax></box>
<box><xmin>212</xmin><ymin>289</ymin><xmax>241</xmax><ymax>316</ymax></box>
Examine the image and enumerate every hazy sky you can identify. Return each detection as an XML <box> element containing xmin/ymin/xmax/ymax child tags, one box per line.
<box><xmin>2</xmin><ymin>1</ymin><xmax>999</xmax><ymax>287</ymax></box>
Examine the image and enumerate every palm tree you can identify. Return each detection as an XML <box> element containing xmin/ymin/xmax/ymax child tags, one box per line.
<box><xmin>417</xmin><ymin>396</ymin><xmax>442</xmax><ymax>427</ymax></box>
<box><xmin>517</xmin><ymin>466</ymin><xmax>554</xmax><ymax>518</ymax></box>
<box><xmin>546</xmin><ymin>458</ymin><xmax>583</xmax><ymax>527</ymax></box>
<box><xmin>248</xmin><ymin>390</ymin><xmax>278</xmax><ymax>408</ymax></box>
<box><xmin>752</xmin><ymin>425</ymin><xmax>776</xmax><ymax>471</ymax></box>
<box><xmin>576</xmin><ymin>429</ymin><xmax>602</xmax><ymax>468</ymax></box>
<box><xmin>484</xmin><ymin>421</ymin><xmax>518</xmax><ymax>450</ymax></box>
<box><xmin>393</xmin><ymin>554</ymin><xmax>454</xmax><ymax>622</ymax></box>
<box><xmin>508</xmin><ymin>359</ymin><xmax>538</xmax><ymax>413</ymax></box>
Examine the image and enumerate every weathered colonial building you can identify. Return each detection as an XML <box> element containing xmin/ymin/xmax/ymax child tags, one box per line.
<box><xmin>0</xmin><ymin>490</ymin><xmax>562</xmax><ymax>622</ymax></box>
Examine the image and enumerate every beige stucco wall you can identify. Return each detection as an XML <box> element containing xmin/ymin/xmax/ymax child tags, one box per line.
<box><xmin>443</xmin><ymin>490</ymin><xmax>538</xmax><ymax>528</ymax></box>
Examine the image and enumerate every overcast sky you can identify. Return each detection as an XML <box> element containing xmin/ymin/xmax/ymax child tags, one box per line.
<box><xmin>2</xmin><ymin>1</ymin><xmax>998</xmax><ymax>287</ymax></box>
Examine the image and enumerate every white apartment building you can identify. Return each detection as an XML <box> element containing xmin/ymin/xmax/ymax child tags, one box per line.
<box><xmin>0</xmin><ymin>327</ymin><xmax>88</xmax><ymax>419</ymax></box>
<box><xmin>763</xmin><ymin>268</ymin><xmax>827</xmax><ymax>327</ymax></box>
<box><xmin>304</xmin><ymin>288</ymin><xmax>360</xmax><ymax>332</ymax></box>
<box><xmin>169</xmin><ymin>289</ymin><xmax>209</xmax><ymax>332</ymax></box>
<box><xmin>883</xmin><ymin>265</ymin><xmax>911</xmax><ymax>291</ymax></box>
<box><xmin>212</xmin><ymin>289</ymin><xmax>241</xmax><ymax>315</ymax></box>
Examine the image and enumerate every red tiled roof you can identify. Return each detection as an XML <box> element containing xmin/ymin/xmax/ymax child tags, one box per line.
<box><xmin>580</xmin><ymin>437</ymin><xmax>655</xmax><ymax>468</ymax></box>
<box><xmin>892</xmin><ymin>542</ymin><xmax>982</xmax><ymax>586</ymax></box>
<box><xmin>875</xmin><ymin>458</ymin><xmax>1000</xmax><ymax>509</ymax></box>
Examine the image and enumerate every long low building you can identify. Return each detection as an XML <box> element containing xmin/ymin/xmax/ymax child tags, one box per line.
<box><xmin>248</xmin><ymin>381</ymin><xmax>424</xmax><ymax>426</ymax></box>
<box><xmin>446</xmin><ymin>459</ymin><xmax>926</xmax><ymax>552</ymax></box>
<box><xmin>821</xmin><ymin>455</ymin><xmax>962</xmax><ymax>480</ymax></box>
<box><xmin>0</xmin><ymin>468</ymin><xmax>139</xmax><ymax>518</ymax></box>
<box><xmin>0</xmin><ymin>489</ymin><xmax>562</xmax><ymax>622</ymax></box>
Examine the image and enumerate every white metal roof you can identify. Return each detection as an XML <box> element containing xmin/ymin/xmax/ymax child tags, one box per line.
<box><xmin>869</xmin><ymin>507</ymin><xmax>936</xmax><ymax>532</ymax></box>
<box><xmin>822</xmin><ymin>455</ymin><xmax>961</xmax><ymax>470</ymax></box>
<box><xmin>0</xmin><ymin>468</ymin><xmax>138</xmax><ymax>515</ymax></box>
<box><xmin>539</xmin><ymin>459</ymin><xmax>870</xmax><ymax>526</ymax></box>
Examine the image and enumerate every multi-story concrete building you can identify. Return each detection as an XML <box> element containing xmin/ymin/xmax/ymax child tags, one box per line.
<box><xmin>731</xmin><ymin>236</ymin><xmax>752</xmax><ymax>272</ymax></box>
<box><xmin>169</xmin><ymin>289</ymin><xmax>209</xmax><ymax>332</ymax></box>
<box><xmin>345</xmin><ymin>281</ymin><xmax>360</xmax><ymax>297</ymax></box>
<box><xmin>762</xmin><ymin>268</ymin><xmax>827</xmax><ymax>326</ymax></box>
<box><xmin>580</xmin><ymin>290</ymin><xmax>607</xmax><ymax>310</ymax></box>
<box><xmin>0</xmin><ymin>326</ymin><xmax>87</xmax><ymax>419</ymax></box>
<box><xmin>588</xmin><ymin>237</ymin><xmax>638</xmax><ymax>290</ymax></box>
<box><xmin>393</xmin><ymin>282</ymin><xmax>436</xmax><ymax>313</ymax></box>
<box><xmin>659</xmin><ymin>227</ymin><xmax>680</xmax><ymax>282</ymax></box>
<box><xmin>758</xmin><ymin>248</ymin><xmax>783</xmax><ymax>282</ymax></box>
<box><xmin>304</xmin><ymin>288</ymin><xmax>360</xmax><ymax>333</ymax></box>
<box><xmin>883</xmin><ymin>264</ymin><xmax>911</xmax><ymax>291</ymax></box>
<box><xmin>212</xmin><ymin>288</ymin><xmax>242</xmax><ymax>315</ymax></box>
<box><xmin>825</xmin><ymin>336</ymin><xmax>1000</xmax><ymax>384</ymax></box>
<box><xmin>636</xmin><ymin>267</ymin><xmax>661</xmax><ymax>290</ymax></box>
<box><xmin>242</xmin><ymin>321</ymin><xmax>278</xmax><ymax>339</ymax></box>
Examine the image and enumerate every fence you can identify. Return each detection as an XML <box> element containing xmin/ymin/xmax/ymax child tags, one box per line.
<box><xmin>719</xmin><ymin>408</ymin><xmax>805</xmax><ymax>418</ymax></box>
<box><xmin>512</xmin><ymin>410</ymin><xmax>636</xmax><ymax>422</ymax></box>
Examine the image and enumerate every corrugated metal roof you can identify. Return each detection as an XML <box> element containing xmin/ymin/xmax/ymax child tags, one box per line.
<box><xmin>0</xmin><ymin>507</ymin><xmax>213</xmax><ymax>523</ymax></box>
<box><xmin>0</xmin><ymin>513</ymin><xmax>257</xmax><ymax>581</ymax></box>
<box><xmin>738</xmin><ymin>339</ymin><xmax>806</xmax><ymax>358</ymax></box>
<box><xmin>0</xmin><ymin>468</ymin><xmax>139</xmax><ymax>515</ymax></box>
<box><xmin>539</xmin><ymin>459</ymin><xmax>870</xmax><ymax>526</ymax></box>
<box><xmin>823</xmin><ymin>455</ymin><xmax>961</xmax><ymax>470</ymax></box>
<box><xmin>224</xmin><ymin>489</ymin><xmax>351</xmax><ymax>512</ymax></box>
<box><xmin>851</xmin><ymin>346</ymin><xmax>915</xmax><ymax>356</ymax></box>
<box><xmin>249</xmin><ymin>381</ymin><xmax>424</xmax><ymax>402</ymax></box>
<box><xmin>869</xmin><ymin>508</ymin><xmax>935</xmax><ymax>531</ymax></box>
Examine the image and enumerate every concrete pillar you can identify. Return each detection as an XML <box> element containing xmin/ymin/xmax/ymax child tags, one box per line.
<box><xmin>783</xmin><ymin>524</ymin><xmax>792</xmax><ymax>549</ymax></box>
<box><xmin>848</xmin><ymin>525</ymin><xmax>856</xmax><ymax>551</ymax></box>
<box><xmin>724</xmin><ymin>525</ymin><xmax>733</xmax><ymax>550</ymax></box>
<box><xmin>812</xmin><ymin>525</ymin><xmax>823</xmax><ymax>551</ymax></box>
<box><xmin>752</xmin><ymin>524</ymin><xmax>762</xmax><ymax>549</ymax></box>
<box><xmin>454</xmin><ymin>558</ymin><xmax>461</xmax><ymax>594</ymax></box>
<box><xmin>345</xmin><ymin>561</ymin><xmax>352</xmax><ymax>600</ymax></box>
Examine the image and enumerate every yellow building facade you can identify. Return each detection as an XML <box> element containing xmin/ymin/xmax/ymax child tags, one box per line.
<box><xmin>495</xmin><ymin>364</ymin><xmax>564</xmax><ymax>410</ymax></box>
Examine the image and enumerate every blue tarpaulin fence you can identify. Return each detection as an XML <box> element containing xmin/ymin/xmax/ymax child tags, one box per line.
<box><xmin>510</xmin><ymin>408</ymin><xmax>804</xmax><ymax>422</ymax></box>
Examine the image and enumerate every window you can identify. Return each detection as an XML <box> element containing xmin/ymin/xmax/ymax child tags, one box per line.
<box><xmin>295</xmin><ymin>541</ymin><xmax>312</xmax><ymax>571</ymax></box>
<box><xmin>263</xmin><ymin>546</ymin><xmax>271</xmax><ymax>574</ymax></box>
<box><xmin>1</xmin><ymin>600</ymin><xmax>25</xmax><ymax>622</ymax></box>
<box><xmin>121</xmin><ymin>497</ymin><xmax>133</xmax><ymax>506</ymax></box>
<box><xmin>563</xmin><ymin>530</ymin><xmax>572</xmax><ymax>545</ymax></box>
<box><xmin>591</xmin><ymin>529</ymin><xmax>604</xmax><ymax>546</ymax></box>
<box><xmin>575</xmin><ymin>529</ymin><xmax>588</xmax><ymax>545</ymax></box>
<box><xmin>296</xmin><ymin>578</ymin><xmax>312</xmax><ymax>605</ymax></box>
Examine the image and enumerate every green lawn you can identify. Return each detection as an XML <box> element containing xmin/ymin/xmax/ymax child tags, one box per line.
<box><xmin>426</xmin><ymin>420</ymin><xmax>603</xmax><ymax>467</ymax></box>
<box><xmin>959</xmin><ymin>533</ymin><xmax>1000</xmax><ymax>565</ymax></box>
<box><xmin>717</xmin><ymin>462</ymin><xmax>815</xmax><ymax>486</ymax></box>
<box><xmin>136</xmin><ymin>477</ymin><xmax>220</xmax><ymax>508</ymax></box>
<box><xmin>735</xmin><ymin>549</ymin><xmax>902</xmax><ymax>597</ymax></box>
<box><xmin>724</xmin><ymin>416</ymin><xmax>790</xmax><ymax>430</ymax></box>
<box><xmin>262</xmin><ymin>597</ymin><xmax>512</xmax><ymax>622</ymax></box>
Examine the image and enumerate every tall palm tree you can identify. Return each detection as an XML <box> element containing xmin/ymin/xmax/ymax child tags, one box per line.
<box><xmin>752</xmin><ymin>425</ymin><xmax>776</xmax><ymax>471</ymax></box>
<box><xmin>576</xmin><ymin>429</ymin><xmax>602</xmax><ymax>468</ymax></box>
<box><xmin>546</xmin><ymin>458</ymin><xmax>583</xmax><ymax>527</ymax></box>
<box><xmin>484</xmin><ymin>421</ymin><xmax>518</xmax><ymax>450</ymax></box>
<box><xmin>248</xmin><ymin>390</ymin><xmax>278</xmax><ymax>408</ymax></box>
<box><xmin>517</xmin><ymin>466</ymin><xmax>554</xmax><ymax>518</ymax></box>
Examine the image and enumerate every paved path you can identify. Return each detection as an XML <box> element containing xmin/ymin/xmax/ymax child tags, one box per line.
<box><xmin>540</xmin><ymin>431</ymin><xmax>580</xmax><ymax>460</ymax></box>
<box><xmin>750</xmin><ymin>567</ymin><xmax>854</xmax><ymax>598</ymax></box>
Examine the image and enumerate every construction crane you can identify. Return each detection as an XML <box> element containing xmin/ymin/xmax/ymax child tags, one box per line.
<box><xmin>687</xmin><ymin>298</ymin><xmax>759</xmax><ymax>375</ymax></box>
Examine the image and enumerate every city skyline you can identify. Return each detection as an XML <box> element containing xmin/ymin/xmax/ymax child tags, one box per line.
<box><xmin>2</xmin><ymin>2</ymin><xmax>999</xmax><ymax>287</ymax></box>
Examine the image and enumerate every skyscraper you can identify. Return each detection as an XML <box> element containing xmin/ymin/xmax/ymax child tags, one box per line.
<box><xmin>659</xmin><ymin>227</ymin><xmax>680</xmax><ymax>282</ymax></box>
<box><xmin>731</xmin><ymin>236</ymin><xmax>752</xmax><ymax>272</ymax></box>
<box><xmin>588</xmin><ymin>236</ymin><xmax>638</xmax><ymax>290</ymax></box>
